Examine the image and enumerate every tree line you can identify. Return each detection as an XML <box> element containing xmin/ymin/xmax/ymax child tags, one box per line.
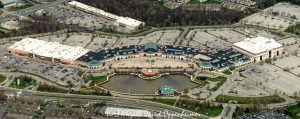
<box><xmin>256</xmin><ymin>0</ymin><xmax>300</xmax><ymax>9</ymax></box>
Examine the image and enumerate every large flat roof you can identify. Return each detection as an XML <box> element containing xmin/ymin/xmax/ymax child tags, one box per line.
<box><xmin>1</xmin><ymin>0</ymin><xmax>22</xmax><ymax>6</ymax></box>
<box><xmin>8</xmin><ymin>38</ymin><xmax>89</xmax><ymax>61</ymax></box>
<box><xmin>68</xmin><ymin>1</ymin><xmax>119</xmax><ymax>20</ymax></box>
<box><xmin>104</xmin><ymin>107</ymin><xmax>152</xmax><ymax>118</ymax></box>
<box><xmin>234</xmin><ymin>36</ymin><xmax>282</xmax><ymax>54</ymax></box>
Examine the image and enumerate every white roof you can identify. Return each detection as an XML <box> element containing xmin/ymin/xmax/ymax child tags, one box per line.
<box><xmin>0</xmin><ymin>0</ymin><xmax>21</xmax><ymax>5</ymax></box>
<box><xmin>68</xmin><ymin>1</ymin><xmax>144</xmax><ymax>27</ymax></box>
<box><xmin>116</xmin><ymin>17</ymin><xmax>144</xmax><ymax>27</ymax></box>
<box><xmin>8</xmin><ymin>38</ymin><xmax>89</xmax><ymax>61</ymax></box>
<box><xmin>234</xmin><ymin>36</ymin><xmax>282</xmax><ymax>54</ymax></box>
<box><xmin>68</xmin><ymin>1</ymin><xmax>119</xmax><ymax>20</ymax></box>
<box><xmin>0</xmin><ymin>20</ymin><xmax>20</xmax><ymax>30</ymax></box>
<box><xmin>105</xmin><ymin>107</ymin><xmax>152</xmax><ymax>118</ymax></box>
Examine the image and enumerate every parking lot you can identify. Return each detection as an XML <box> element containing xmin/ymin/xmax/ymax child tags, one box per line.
<box><xmin>117</xmin><ymin>30</ymin><xmax>181</xmax><ymax>46</ymax></box>
<box><xmin>0</xmin><ymin>54</ymin><xmax>81</xmax><ymax>86</ymax></box>
<box><xmin>206</xmin><ymin>29</ymin><xmax>248</xmax><ymax>43</ymax></box>
<box><xmin>64</xmin><ymin>34</ymin><xmax>91</xmax><ymax>47</ymax></box>
<box><xmin>185</xmin><ymin>28</ymin><xmax>247</xmax><ymax>50</ymax></box>
<box><xmin>39</xmin><ymin>34</ymin><xmax>67</xmax><ymax>44</ymax></box>
<box><xmin>86</xmin><ymin>35</ymin><xmax>118</xmax><ymax>51</ymax></box>
<box><xmin>116</xmin><ymin>36</ymin><xmax>142</xmax><ymax>46</ymax></box>
<box><xmin>273</xmin><ymin>55</ymin><xmax>300</xmax><ymax>75</ymax></box>
<box><xmin>277</xmin><ymin>37</ymin><xmax>299</xmax><ymax>46</ymax></box>
<box><xmin>44</xmin><ymin>6</ymin><xmax>109</xmax><ymax>30</ymax></box>
<box><xmin>35</xmin><ymin>30</ymin><xmax>183</xmax><ymax>52</ymax></box>
<box><xmin>241</xmin><ymin>2</ymin><xmax>300</xmax><ymax>30</ymax></box>
<box><xmin>37</xmin><ymin>33</ymin><xmax>119</xmax><ymax>51</ymax></box>
<box><xmin>244</xmin><ymin>63</ymin><xmax>300</xmax><ymax>96</ymax></box>
<box><xmin>40</xmin><ymin>5</ymin><xmax>131</xmax><ymax>32</ymax></box>
<box><xmin>242</xmin><ymin>109</ymin><xmax>288</xmax><ymax>119</ymax></box>
<box><xmin>286</xmin><ymin>44</ymin><xmax>300</xmax><ymax>55</ymax></box>
<box><xmin>224</xmin><ymin>80</ymin><xmax>270</xmax><ymax>97</ymax></box>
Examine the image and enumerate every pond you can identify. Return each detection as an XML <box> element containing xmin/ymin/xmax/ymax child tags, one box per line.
<box><xmin>101</xmin><ymin>75</ymin><xmax>198</xmax><ymax>94</ymax></box>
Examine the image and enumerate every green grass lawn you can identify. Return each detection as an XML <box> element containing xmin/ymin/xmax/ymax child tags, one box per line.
<box><xmin>30</xmin><ymin>0</ymin><xmax>41</xmax><ymax>4</ymax></box>
<box><xmin>78</xmin><ymin>70</ymin><xmax>85</xmax><ymax>77</ymax></box>
<box><xmin>222</xmin><ymin>70</ymin><xmax>232</xmax><ymax>75</ymax></box>
<box><xmin>98</xmin><ymin>27</ymin><xmax>124</xmax><ymax>34</ymax></box>
<box><xmin>0</xmin><ymin>74</ymin><xmax>6</xmax><ymax>83</ymax></box>
<box><xmin>84</xmin><ymin>75</ymin><xmax>107</xmax><ymax>86</ymax></box>
<box><xmin>198</xmin><ymin>106</ymin><xmax>223</xmax><ymax>117</ymax></box>
<box><xmin>77</xmin><ymin>86</ymin><xmax>110</xmax><ymax>96</ymax></box>
<box><xmin>290</xmin><ymin>107</ymin><xmax>300</xmax><ymax>114</ymax></box>
<box><xmin>146</xmin><ymin>98</ymin><xmax>223</xmax><ymax>117</ymax></box>
<box><xmin>37</xmin><ymin>83</ymin><xmax>69</xmax><ymax>93</ymax></box>
<box><xmin>285</xmin><ymin>23</ymin><xmax>300</xmax><ymax>35</ymax></box>
<box><xmin>192</xmin><ymin>77</ymin><xmax>207</xmax><ymax>85</ymax></box>
<box><xmin>9</xmin><ymin>76</ymin><xmax>37</xmax><ymax>89</ymax></box>
<box><xmin>286</xmin><ymin>103</ymin><xmax>300</xmax><ymax>118</ymax></box>
<box><xmin>216</xmin><ymin>95</ymin><xmax>286</xmax><ymax>104</ymax></box>
<box><xmin>14</xmin><ymin>71</ymin><xmax>69</xmax><ymax>88</ymax></box>
<box><xmin>145</xmin><ymin>98</ymin><xmax>177</xmax><ymax>106</ymax></box>
<box><xmin>271</xmin><ymin>31</ymin><xmax>286</xmax><ymax>37</ymax></box>
<box><xmin>207</xmin><ymin>76</ymin><xmax>227</xmax><ymax>91</ymax></box>
<box><xmin>9</xmin><ymin>3</ymin><xmax>34</xmax><ymax>11</ymax></box>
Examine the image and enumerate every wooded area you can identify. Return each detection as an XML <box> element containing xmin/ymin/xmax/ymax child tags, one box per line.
<box><xmin>256</xmin><ymin>0</ymin><xmax>300</xmax><ymax>9</ymax></box>
<box><xmin>75</xmin><ymin>0</ymin><xmax>300</xmax><ymax>27</ymax></box>
<box><xmin>76</xmin><ymin>0</ymin><xmax>245</xmax><ymax>27</ymax></box>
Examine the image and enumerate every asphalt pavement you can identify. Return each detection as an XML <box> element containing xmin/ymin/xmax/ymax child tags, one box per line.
<box><xmin>0</xmin><ymin>86</ymin><xmax>209</xmax><ymax>119</ymax></box>
<box><xmin>0</xmin><ymin>0</ymin><xmax>70</xmax><ymax>23</ymax></box>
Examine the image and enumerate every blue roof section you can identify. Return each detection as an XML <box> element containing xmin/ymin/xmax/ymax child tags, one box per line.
<box><xmin>144</xmin><ymin>42</ymin><xmax>158</xmax><ymax>54</ymax></box>
<box><xmin>162</xmin><ymin>45</ymin><xmax>200</xmax><ymax>56</ymax></box>
<box><xmin>144</xmin><ymin>42</ymin><xmax>158</xmax><ymax>50</ymax></box>
<box><xmin>160</xmin><ymin>86</ymin><xmax>174</xmax><ymax>95</ymax></box>
<box><xmin>197</xmin><ymin>61</ymin><xmax>213</xmax><ymax>68</ymax></box>
<box><xmin>88</xmin><ymin>60</ymin><xmax>103</xmax><ymax>67</ymax></box>
<box><xmin>76</xmin><ymin>44</ymin><xmax>201</xmax><ymax>63</ymax></box>
<box><xmin>199</xmin><ymin>49</ymin><xmax>251</xmax><ymax>70</ymax></box>
<box><xmin>77</xmin><ymin>45</ymin><xmax>141</xmax><ymax>63</ymax></box>
<box><xmin>76</xmin><ymin>44</ymin><xmax>251</xmax><ymax>71</ymax></box>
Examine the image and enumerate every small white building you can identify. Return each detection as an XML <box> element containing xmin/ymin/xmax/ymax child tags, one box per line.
<box><xmin>115</xmin><ymin>17</ymin><xmax>145</xmax><ymax>31</ymax></box>
<box><xmin>234</xmin><ymin>36</ymin><xmax>284</xmax><ymax>62</ymax></box>
<box><xmin>0</xmin><ymin>20</ymin><xmax>20</xmax><ymax>30</ymax></box>
<box><xmin>35</xmin><ymin>9</ymin><xmax>48</xmax><ymax>16</ymax></box>
<box><xmin>0</xmin><ymin>0</ymin><xmax>23</xmax><ymax>8</ymax></box>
